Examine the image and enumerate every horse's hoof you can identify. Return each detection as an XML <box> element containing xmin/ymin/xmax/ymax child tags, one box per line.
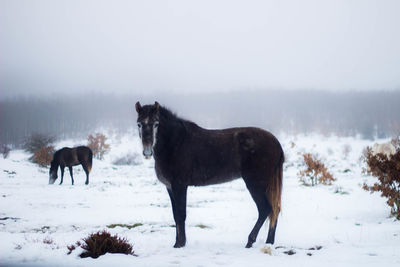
<box><xmin>173</xmin><ymin>242</ymin><xmax>186</xmax><ymax>248</ymax></box>
<box><xmin>245</xmin><ymin>243</ymin><xmax>253</xmax><ymax>248</ymax></box>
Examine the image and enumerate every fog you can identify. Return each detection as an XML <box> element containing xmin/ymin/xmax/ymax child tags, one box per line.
<box><xmin>1</xmin><ymin>1</ymin><xmax>400</xmax><ymax>145</ymax></box>
<box><xmin>1</xmin><ymin>0</ymin><xmax>400</xmax><ymax>96</ymax></box>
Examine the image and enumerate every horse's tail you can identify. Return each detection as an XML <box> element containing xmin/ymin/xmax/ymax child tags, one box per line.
<box><xmin>87</xmin><ymin>149</ymin><xmax>93</xmax><ymax>173</ymax></box>
<box><xmin>266</xmin><ymin>151</ymin><xmax>284</xmax><ymax>227</ymax></box>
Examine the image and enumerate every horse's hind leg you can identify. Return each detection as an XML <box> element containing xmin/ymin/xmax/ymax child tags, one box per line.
<box><xmin>244</xmin><ymin>180</ymin><xmax>272</xmax><ymax>248</ymax></box>
<box><xmin>266</xmin><ymin>217</ymin><xmax>278</xmax><ymax>244</ymax></box>
<box><xmin>82</xmin><ymin>154</ymin><xmax>92</xmax><ymax>185</ymax></box>
<box><xmin>68</xmin><ymin>166</ymin><xmax>74</xmax><ymax>185</ymax></box>
<box><xmin>82</xmin><ymin>164</ymin><xmax>90</xmax><ymax>185</ymax></box>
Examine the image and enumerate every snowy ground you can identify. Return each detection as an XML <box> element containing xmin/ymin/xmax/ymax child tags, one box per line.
<box><xmin>0</xmin><ymin>133</ymin><xmax>399</xmax><ymax>267</ymax></box>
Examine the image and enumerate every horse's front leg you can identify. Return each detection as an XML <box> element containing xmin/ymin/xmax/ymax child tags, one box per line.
<box><xmin>59</xmin><ymin>166</ymin><xmax>65</xmax><ymax>185</ymax></box>
<box><xmin>68</xmin><ymin>166</ymin><xmax>74</xmax><ymax>185</ymax></box>
<box><xmin>167</xmin><ymin>184</ymin><xmax>188</xmax><ymax>248</ymax></box>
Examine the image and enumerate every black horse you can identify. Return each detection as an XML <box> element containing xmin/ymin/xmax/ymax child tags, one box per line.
<box><xmin>49</xmin><ymin>146</ymin><xmax>93</xmax><ymax>185</ymax></box>
<box><xmin>135</xmin><ymin>102</ymin><xmax>284</xmax><ymax>248</ymax></box>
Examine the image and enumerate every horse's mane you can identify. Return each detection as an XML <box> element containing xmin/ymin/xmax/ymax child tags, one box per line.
<box><xmin>158</xmin><ymin>106</ymin><xmax>200</xmax><ymax>136</ymax></box>
<box><xmin>160</xmin><ymin>106</ymin><xmax>198</xmax><ymax>126</ymax></box>
<box><xmin>159</xmin><ymin>106</ymin><xmax>182</xmax><ymax>123</ymax></box>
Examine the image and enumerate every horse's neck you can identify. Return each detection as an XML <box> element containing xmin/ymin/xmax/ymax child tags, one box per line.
<box><xmin>155</xmin><ymin>119</ymin><xmax>187</xmax><ymax>156</ymax></box>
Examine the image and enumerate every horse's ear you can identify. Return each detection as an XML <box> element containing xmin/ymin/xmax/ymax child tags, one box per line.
<box><xmin>135</xmin><ymin>101</ymin><xmax>142</xmax><ymax>113</ymax></box>
<box><xmin>154</xmin><ymin>101</ymin><xmax>160</xmax><ymax>112</ymax></box>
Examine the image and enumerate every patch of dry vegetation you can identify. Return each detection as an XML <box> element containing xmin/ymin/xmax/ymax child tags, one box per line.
<box><xmin>363</xmin><ymin>137</ymin><xmax>400</xmax><ymax>219</ymax></box>
<box><xmin>298</xmin><ymin>153</ymin><xmax>336</xmax><ymax>186</ymax></box>
<box><xmin>67</xmin><ymin>230</ymin><xmax>136</xmax><ymax>258</ymax></box>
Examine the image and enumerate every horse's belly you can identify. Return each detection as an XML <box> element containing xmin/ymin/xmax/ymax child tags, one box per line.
<box><xmin>190</xmin><ymin>169</ymin><xmax>241</xmax><ymax>186</ymax></box>
<box><xmin>193</xmin><ymin>175</ymin><xmax>239</xmax><ymax>186</ymax></box>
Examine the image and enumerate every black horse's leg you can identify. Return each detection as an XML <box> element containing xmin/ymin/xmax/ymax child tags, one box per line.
<box><xmin>59</xmin><ymin>166</ymin><xmax>65</xmax><ymax>185</ymax></box>
<box><xmin>167</xmin><ymin>184</ymin><xmax>188</xmax><ymax>248</ymax></box>
<box><xmin>244</xmin><ymin>181</ymin><xmax>272</xmax><ymax>248</ymax></box>
<box><xmin>266</xmin><ymin>217</ymin><xmax>278</xmax><ymax>244</ymax></box>
<box><xmin>82</xmin><ymin>164</ymin><xmax>89</xmax><ymax>185</ymax></box>
<box><xmin>68</xmin><ymin>166</ymin><xmax>74</xmax><ymax>185</ymax></box>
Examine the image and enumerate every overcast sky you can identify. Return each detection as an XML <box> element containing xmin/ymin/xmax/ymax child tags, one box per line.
<box><xmin>1</xmin><ymin>0</ymin><xmax>400</xmax><ymax>97</ymax></box>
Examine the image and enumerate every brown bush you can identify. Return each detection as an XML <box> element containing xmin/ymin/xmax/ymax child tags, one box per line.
<box><xmin>67</xmin><ymin>230</ymin><xmax>136</xmax><ymax>258</ymax></box>
<box><xmin>87</xmin><ymin>133</ymin><xmax>110</xmax><ymax>160</ymax></box>
<box><xmin>298</xmin><ymin>153</ymin><xmax>336</xmax><ymax>186</ymax></box>
<box><xmin>32</xmin><ymin>146</ymin><xmax>55</xmax><ymax>167</ymax></box>
<box><xmin>363</xmin><ymin>137</ymin><xmax>400</xmax><ymax>219</ymax></box>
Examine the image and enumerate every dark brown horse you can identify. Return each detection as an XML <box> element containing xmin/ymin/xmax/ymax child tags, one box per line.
<box><xmin>135</xmin><ymin>102</ymin><xmax>284</xmax><ymax>248</ymax></box>
<box><xmin>49</xmin><ymin>146</ymin><xmax>93</xmax><ymax>185</ymax></box>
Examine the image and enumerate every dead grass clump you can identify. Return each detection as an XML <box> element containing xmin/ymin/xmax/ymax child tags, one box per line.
<box><xmin>107</xmin><ymin>223</ymin><xmax>143</xmax><ymax>229</ymax></box>
<box><xmin>43</xmin><ymin>237</ymin><xmax>54</xmax><ymax>244</ymax></box>
<box><xmin>363</xmin><ymin>137</ymin><xmax>400</xmax><ymax>219</ymax></box>
<box><xmin>68</xmin><ymin>230</ymin><xmax>136</xmax><ymax>258</ymax></box>
<box><xmin>298</xmin><ymin>153</ymin><xmax>336</xmax><ymax>186</ymax></box>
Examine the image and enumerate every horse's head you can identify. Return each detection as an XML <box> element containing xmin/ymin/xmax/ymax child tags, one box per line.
<box><xmin>135</xmin><ymin>101</ymin><xmax>160</xmax><ymax>159</ymax></box>
<box><xmin>48</xmin><ymin>159</ymin><xmax>58</xmax><ymax>184</ymax></box>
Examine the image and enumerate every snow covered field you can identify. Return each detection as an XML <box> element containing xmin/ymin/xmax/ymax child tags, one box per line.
<box><xmin>0</xmin><ymin>133</ymin><xmax>399</xmax><ymax>267</ymax></box>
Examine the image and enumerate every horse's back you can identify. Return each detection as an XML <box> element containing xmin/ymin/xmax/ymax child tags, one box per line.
<box><xmin>202</xmin><ymin>126</ymin><xmax>283</xmax><ymax>159</ymax></box>
<box><xmin>57</xmin><ymin>146</ymin><xmax>92</xmax><ymax>166</ymax></box>
<box><xmin>75</xmin><ymin>146</ymin><xmax>92</xmax><ymax>156</ymax></box>
<box><xmin>177</xmin><ymin>126</ymin><xmax>283</xmax><ymax>186</ymax></box>
<box><xmin>57</xmin><ymin>147</ymin><xmax>78</xmax><ymax>166</ymax></box>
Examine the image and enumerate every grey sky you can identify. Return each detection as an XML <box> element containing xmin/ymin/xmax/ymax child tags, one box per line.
<box><xmin>1</xmin><ymin>0</ymin><xmax>400</xmax><ymax>97</ymax></box>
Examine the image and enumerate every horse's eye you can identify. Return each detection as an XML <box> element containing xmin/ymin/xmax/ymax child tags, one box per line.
<box><xmin>154</xmin><ymin>121</ymin><xmax>159</xmax><ymax>128</ymax></box>
<box><xmin>137</xmin><ymin>123</ymin><xmax>142</xmax><ymax>128</ymax></box>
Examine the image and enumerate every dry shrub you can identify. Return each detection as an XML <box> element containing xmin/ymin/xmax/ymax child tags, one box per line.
<box><xmin>32</xmin><ymin>146</ymin><xmax>55</xmax><ymax>167</ymax></box>
<box><xmin>68</xmin><ymin>230</ymin><xmax>136</xmax><ymax>258</ymax></box>
<box><xmin>87</xmin><ymin>133</ymin><xmax>110</xmax><ymax>160</ymax></box>
<box><xmin>298</xmin><ymin>153</ymin><xmax>336</xmax><ymax>186</ymax></box>
<box><xmin>0</xmin><ymin>144</ymin><xmax>11</xmax><ymax>159</ymax></box>
<box><xmin>363</xmin><ymin>137</ymin><xmax>400</xmax><ymax>219</ymax></box>
<box><xmin>23</xmin><ymin>133</ymin><xmax>55</xmax><ymax>166</ymax></box>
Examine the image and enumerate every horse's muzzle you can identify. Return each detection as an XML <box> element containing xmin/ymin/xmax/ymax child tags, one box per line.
<box><xmin>143</xmin><ymin>146</ymin><xmax>153</xmax><ymax>159</ymax></box>
<box><xmin>49</xmin><ymin>172</ymin><xmax>57</xmax><ymax>184</ymax></box>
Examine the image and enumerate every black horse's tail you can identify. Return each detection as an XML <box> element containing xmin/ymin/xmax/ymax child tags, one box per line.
<box><xmin>87</xmin><ymin>149</ymin><xmax>93</xmax><ymax>173</ymax></box>
<box><xmin>266</xmin><ymin>151</ymin><xmax>284</xmax><ymax>227</ymax></box>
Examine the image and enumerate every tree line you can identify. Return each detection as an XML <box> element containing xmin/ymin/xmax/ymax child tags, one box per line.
<box><xmin>1</xmin><ymin>90</ymin><xmax>399</xmax><ymax>146</ymax></box>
